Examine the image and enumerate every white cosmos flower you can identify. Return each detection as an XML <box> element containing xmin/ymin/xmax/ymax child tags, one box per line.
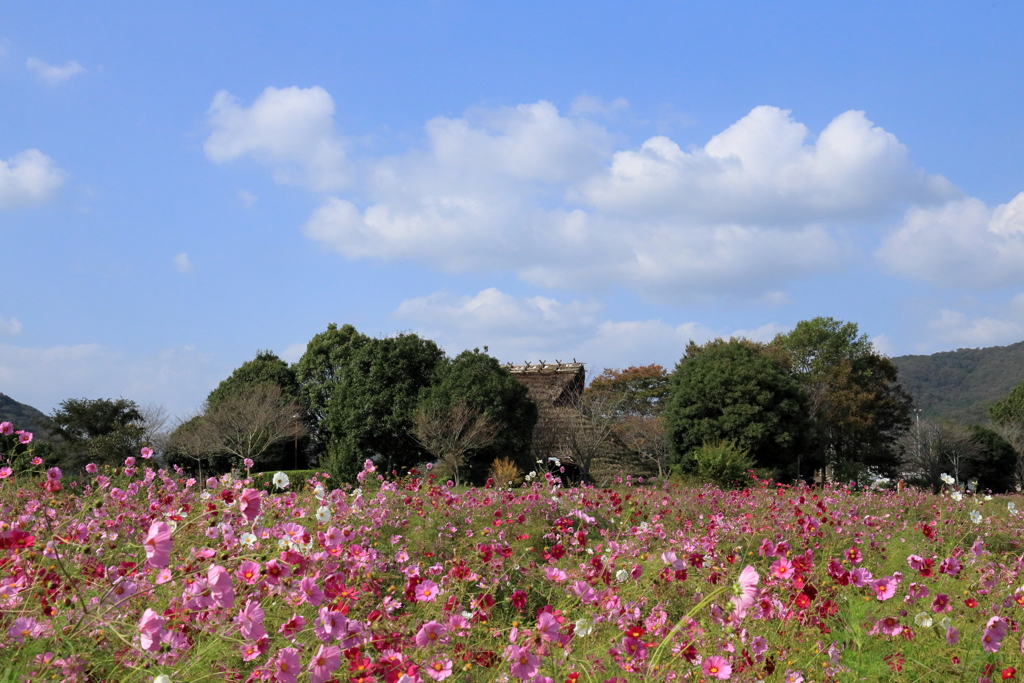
<box><xmin>940</xmin><ymin>616</ymin><xmax>952</xmax><ymax>630</ymax></box>
<box><xmin>951</xmin><ymin>491</ymin><xmax>963</xmax><ymax>502</ymax></box>
<box><xmin>1009</xmin><ymin>502</ymin><xmax>1019</xmax><ymax>515</ymax></box>
<box><xmin>574</xmin><ymin>617</ymin><xmax>596</xmax><ymax>637</ymax></box>
<box><xmin>616</xmin><ymin>569</ymin><xmax>629</xmax><ymax>582</ymax></box>
<box><xmin>940</xmin><ymin>473</ymin><xmax>954</xmax><ymax>485</ymax></box>
<box><xmin>314</xmin><ymin>484</ymin><xmax>326</xmax><ymax>500</ymax></box>
<box><xmin>984</xmin><ymin>495</ymin><xmax>992</xmax><ymax>501</ymax></box>
<box><xmin>970</xmin><ymin>510</ymin><xmax>983</xmax><ymax>524</ymax></box>
<box><xmin>240</xmin><ymin>532</ymin><xmax>257</xmax><ymax>547</ymax></box>
<box><xmin>272</xmin><ymin>472</ymin><xmax>290</xmax><ymax>489</ymax></box>
<box><xmin>914</xmin><ymin>612</ymin><xmax>933</xmax><ymax>628</ymax></box>
<box><xmin>316</xmin><ymin>506</ymin><xmax>332</xmax><ymax>523</ymax></box>
<box><xmin>154</xmin><ymin>676</ymin><xmax>172</xmax><ymax>683</ymax></box>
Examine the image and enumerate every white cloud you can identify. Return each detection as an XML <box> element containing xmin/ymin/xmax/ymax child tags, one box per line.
<box><xmin>0</xmin><ymin>343</ymin><xmax>222</xmax><ymax>417</ymax></box>
<box><xmin>0</xmin><ymin>149</ymin><xmax>64</xmax><ymax>208</ymax></box>
<box><xmin>288</xmin><ymin>100</ymin><xmax>954</xmax><ymax>302</ymax></box>
<box><xmin>0</xmin><ymin>317</ymin><xmax>22</xmax><ymax>336</ymax></box>
<box><xmin>238</xmin><ymin>189</ymin><xmax>259</xmax><ymax>208</ymax></box>
<box><xmin>280</xmin><ymin>342</ymin><xmax>307</xmax><ymax>364</ymax></box>
<box><xmin>173</xmin><ymin>252</ymin><xmax>193</xmax><ymax>274</ymax></box>
<box><xmin>26</xmin><ymin>57</ymin><xmax>85</xmax><ymax>84</ymax></box>
<box><xmin>204</xmin><ymin>86</ymin><xmax>348</xmax><ymax>191</ymax></box>
<box><xmin>876</xmin><ymin>192</ymin><xmax>1024</xmax><ymax>288</ymax></box>
<box><xmin>395</xmin><ymin>287</ymin><xmax>787</xmax><ymax>373</ymax></box>
<box><xmin>569</xmin><ymin>95</ymin><xmax>629</xmax><ymax>117</ymax></box>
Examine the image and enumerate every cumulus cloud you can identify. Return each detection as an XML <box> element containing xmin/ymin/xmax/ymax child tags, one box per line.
<box><xmin>0</xmin><ymin>149</ymin><xmax>64</xmax><ymax>208</ymax></box>
<box><xmin>0</xmin><ymin>317</ymin><xmax>22</xmax><ymax>336</ymax></box>
<box><xmin>876</xmin><ymin>192</ymin><xmax>1024</xmax><ymax>288</ymax></box>
<box><xmin>204</xmin><ymin>86</ymin><xmax>348</xmax><ymax>191</ymax></box>
<box><xmin>238</xmin><ymin>189</ymin><xmax>259</xmax><ymax>208</ymax></box>
<box><xmin>286</xmin><ymin>100</ymin><xmax>955</xmax><ymax>302</ymax></box>
<box><xmin>173</xmin><ymin>252</ymin><xmax>193</xmax><ymax>274</ymax></box>
<box><xmin>26</xmin><ymin>57</ymin><xmax>86</xmax><ymax>84</ymax></box>
<box><xmin>395</xmin><ymin>287</ymin><xmax>786</xmax><ymax>372</ymax></box>
<box><xmin>0</xmin><ymin>343</ymin><xmax>222</xmax><ymax>416</ymax></box>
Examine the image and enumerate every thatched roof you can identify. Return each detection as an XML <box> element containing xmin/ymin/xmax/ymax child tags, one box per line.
<box><xmin>506</xmin><ymin>362</ymin><xmax>585</xmax><ymax>409</ymax></box>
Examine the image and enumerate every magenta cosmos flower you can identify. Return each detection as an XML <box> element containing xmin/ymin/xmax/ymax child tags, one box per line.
<box><xmin>426</xmin><ymin>657</ymin><xmax>453</xmax><ymax>681</ymax></box>
<box><xmin>415</xmin><ymin>620</ymin><xmax>447</xmax><ymax>647</ymax></box>
<box><xmin>0</xmin><ymin>421</ymin><xmax>13</xmax><ymax>435</ymax></box>
<box><xmin>872</xmin><ymin>576</ymin><xmax>897</xmax><ymax>601</ymax></box>
<box><xmin>508</xmin><ymin>645</ymin><xmax>540</xmax><ymax>679</ymax></box>
<box><xmin>140</xmin><ymin>446</ymin><xmax>154</xmax><ymax>459</ymax></box>
<box><xmin>415</xmin><ymin>580</ymin><xmax>440</xmax><ymax>602</ymax></box>
<box><xmin>308</xmin><ymin>644</ymin><xmax>341</xmax><ymax>683</ymax></box>
<box><xmin>274</xmin><ymin>647</ymin><xmax>301</xmax><ymax>683</ymax></box>
<box><xmin>138</xmin><ymin>608</ymin><xmax>167</xmax><ymax>652</ymax></box>
<box><xmin>983</xmin><ymin>616</ymin><xmax>1009</xmax><ymax>653</ymax></box>
<box><xmin>144</xmin><ymin>521</ymin><xmax>172</xmax><ymax>568</ymax></box>
<box><xmin>239</xmin><ymin>488</ymin><xmax>261</xmax><ymax>521</ymax></box>
<box><xmin>702</xmin><ymin>655</ymin><xmax>732</xmax><ymax>680</ymax></box>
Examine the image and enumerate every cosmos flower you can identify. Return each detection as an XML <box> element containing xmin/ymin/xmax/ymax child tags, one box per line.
<box><xmin>702</xmin><ymin>655</ymin><xmax>732</xmax><ymax>680</ymax></box>
<box><xmin>273</xmin><ymin>472</ymin><xmax>290</xmax><ymax>489</ymax></box>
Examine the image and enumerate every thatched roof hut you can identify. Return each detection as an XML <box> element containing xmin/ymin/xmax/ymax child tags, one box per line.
<box><xmin>507</xmin><ymin>361</ymin><xmax>585</xmax><ymax>462</ymax></box>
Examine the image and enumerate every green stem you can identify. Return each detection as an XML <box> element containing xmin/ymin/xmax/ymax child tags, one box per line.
<box><xmin>648</xmin><ymin>583</ymin><xmax>732</xmax><ymax>669</ymax></box>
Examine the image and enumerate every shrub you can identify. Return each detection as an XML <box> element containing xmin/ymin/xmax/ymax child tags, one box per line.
<box><xmin>488</xmin><ymin>456</ymin><xmax>524</xmax><ymax>487</ymax></box>
<box><xmin>691</xmin><ymin>439</ymin><xmax>755</xmax><ymax>489</ymax></box>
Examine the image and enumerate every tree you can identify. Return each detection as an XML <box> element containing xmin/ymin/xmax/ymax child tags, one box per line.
<box><xmin>588</xmin><ymin>365</ymin><xmax>670</xmax><ymax>417</ymax></box>
<box><xmin>324</xmin><ymin>333</ymin><xmax>446</xmax><ymax>482</ymax></box>
<box><xmin>165</xmin><ymin>414</ymin><xmax>222</xmax><ymax>481</ymax></box>
<box><xmin>989</xmin><ymin>383</ymin><xmax>1024</xmax><ymax>488</ymax></box>
<box><xmin>615</xmin><ymin>414</ymin><xmax>672</xmax><ymax>478</ymax></box>
<box><xmin>49</xmin><ymin>398</ymin><xmax>150</xmax><ymax>472</ymax></box>
<box><xmin>560</xmin><ymin>391</ymin><xmax>624</xmax><ymax>484</ymax></box>
<box><xmin>901</xmin><ymin>420</ymin><xmax>981</xmax><ymax>493</ymax></box>
<box><xmin>412</xmin><ymin>401</ymin><xmax>499</xmax><ymax>486</ymax></box>
<box><xmin>295</xmin><ymin>324</ymin><xmax>368</xmax><ymax>457</ymax></box>
<box><xmin>208</xmin><ymin>351</ymin><xmax>299</xmax><ymax>406</ymax></box>
<box><xmin>772</xmin><ymin>317</ymin><xmax>913</xmax><ymax>480</ymax></box>
<box><xmin>416</xmin><ymin>349</ymin><xmax>537</xmax><ymax>482</ymax></box>
<box><xmin>200</xmin><ymin>384</ymin><xmax>307</xmax><ymax>471</ymax></box>
<box><xmin>968</xmin><ymin>425</ymin><xmax>1017</xmax><ymax>494</ymax></box>
<box><xmin>663</xmin><ymin>338</ymin><xmax>809</xmax><ymax>477</ymax></box>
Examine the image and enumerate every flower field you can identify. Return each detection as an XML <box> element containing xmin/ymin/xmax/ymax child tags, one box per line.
<box><xmin>4</xmin><ymin>432</ymin><xmax>1024</xmax><ymax>681</ymax></box>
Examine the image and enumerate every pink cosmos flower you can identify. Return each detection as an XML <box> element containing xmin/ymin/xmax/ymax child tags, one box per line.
<box><xmin>309</xmin><ymin>644</ymin><xmax>341</xmax><ymax>683</ymax></box>
<box><xmin>301</xmin><ymin>576</ymin><xmax>325</xmax><ymax>606</ymax></box>
<box><xmin>875</xmin><ymin>616</ymin><xmax>902</xmax><ymax>637</ymax></box>
<box><xmin>0</xmin><ymin>421</ymin><xmax>12</xmax><ymax>435</ymax></box>
<box><xmin>85</xmin><ymin>463</ymin><xmax>97</xmax><ymax>474</ymax></box>
<box><xmin>907</xmin><ymin>554</ymin><xmax>926</xmax><ymax>571</ymax></box>
<box><xmin>30</xmin><ymin>456</ymin><xmax>42</xmax><ymax>466</ymax></box>
<box><xmin>984</xmin><ymin>616</ymin><xmax>1008</xmax><ymax>653</ymax></box>
<box><xmin>18</xmin><ymin>431</ymin><xmax>32</xmax><ymax>444</ymax></box>
<box><xmin>8</xmin><ymin>616</ymin><xmax>40</xmax><ymax>644</ymax></box>
<box><xmin>140</xmin><ymin>446</ymin><xmax>154</xmax><ymax>459</ymax></box>
<box><xmin>850</xmin><ymin>567</ymin><xmax>873</xmax><ymax>587</ymax></box>
<box><xmin>243</xmin><ymin>457</ymin><xmax>254</xmax><ymax>469</ymax></box>
<box><xmin>938</xmin><ymin>557</ymin><xmax>962</xmax><ymax>576</ymax></box>
<box><xmin>138</xmin><ymin>608</ymin><xmax>167</xmax><ymax>652</ymax></box>
<box><xmin>237</xmin><ymin>560</ymin><xmax>261</xmax><ymax>585</ymax></box>
<box><xmin>426</xmin><ymin>657</ymin><xmax>453</xmax><ymax>681</ymax></box>
<box><xmin>279</xmin><ymin>614</ymin><xmax>306</xmax><ymax>639</ymax></box>
<box><xmin>46</xmin><ymin>467</ymin><xmax>62</xmax><ymax>481</ymax></box>
<box><xmin>702</xmin><ymin>655</ymin><xmax>732</xmax><ymax>680</ymax></box>
<box><xmin>274</xmin><ymin>647</ymin><xmax>301</xmax><ymax>683</ymax></box>
<box><xmin>235</xmin><ymin>599</ymin><xmax>266</xmax><ymax>640</ymax></box>
<box><xmin>125</xmin><ymin>456</ymin><xmax>135</xmax><ymax>467</ymax></box>
<box><xmin>947</xmin><ymin>626</ymin><xmax>960</xmax><ymax>645</ymax></box>
<box><xmin>415</xmin><ymin>620</ymin><xmax>448</xmax><ymax>647</ymax></box>
<box><xmin>661</xmin><ymin>550</ymin><xmax>686</xmax><ymax>570</ymax></box>
<box><xmin>239</xmin><ymin>488</ymin><xmax>261</xmax><ymax>522</ymax></box>
<box><xmin>208</xmin><ymin>564</ymin><xmax>235</xmax><ymax>608</ymax></box>
<box><xmin>932</xmin><ymin>593</ymin><xmax>951</xmax><ymax>613</ymax></box>
<box><xmin>0</xmin><ymin>467</ymin><xmax>11</xmax><ymax>479</ymax></box>
<box><xmin>508</xmin><ymin>645</ymin><xmax>539</xmax><ymax>680</ymax></box>
<box><xmin>872</xmin><ymin>576</ymin><xmax>897</xmax><ymax>601</ymax></box>
<box><xmin>769</xmin><ymin>557</ymin><xmax>794</xmax><ymax>581</ymax></box>
<box><xmin>144</xmin><ymin>521</ymin><xmax>172</xmax><ymax>568</ymax></box>
<box><xmin>732</xmin><ymin>565</ymin><xmax>760</xmax><ymax>618</ymax></box>
<box><xmin>415</xmin><ymin>580</ymin><xmax>440</xmax><ymax>602</ymax></box>
<box><xmin>544</xmin><ymin>567</ymin><xmax>567</xmax><ymax>582</ymax></box>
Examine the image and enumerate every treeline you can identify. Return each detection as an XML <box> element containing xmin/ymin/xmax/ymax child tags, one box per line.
<box><xmin>8</xmin><ymin>317</ymin><xmax>1024</xmax><ymax>492</ymax></box>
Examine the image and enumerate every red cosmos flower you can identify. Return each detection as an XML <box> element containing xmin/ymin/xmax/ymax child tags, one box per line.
<box><xmin>1003</xmin><ymin>668</ymin><xmax>1017</xmax><ymax>680</ymax></box>
<box><xmin>965</xmin><ymin>597</ymin><xmax>979</xmax><ymax>608</ymax></box>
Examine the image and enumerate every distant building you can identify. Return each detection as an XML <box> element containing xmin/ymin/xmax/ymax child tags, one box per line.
<box><xmin>506</xmin><ymin>361</ymin><xmax>585</xmax><ymax>463</ymax></box>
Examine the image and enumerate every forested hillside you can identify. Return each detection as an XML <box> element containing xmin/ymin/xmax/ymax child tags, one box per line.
<box><xmin>892</xmin><ymin>341</ymin><xmax>1024</xmax><ymax>424</ymax></box>
<box><xmin>0</xmin><ymin>392</ymin><xmax>52</xmax><ymax>437</ymax></box>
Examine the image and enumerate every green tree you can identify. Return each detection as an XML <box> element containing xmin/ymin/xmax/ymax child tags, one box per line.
<box><xmin>663</xmin><ymin>338</ymin><xmax>809</xmax><ymax>477</ymax></box>
<box><xmin>416</xmin><ymin>349</ymin><xmax>538</xmax><ymax>483</ymax></box>
<box><xmin>49</xmin><ymin>398</ymin><xmax>149</xmax><ymax>472</ymax></box>
<box><xmin>294</xmin><ymin>324</ymin><xmax>369</xmax><ymax>456</ymax></box>
<box><xmin>772</xmin><ymin>317</ymin><xmax>913</xmax><ymax>480</ymax></box>
<box><xmin>968</xmin><ymin>425</ymin><xmax>1017</xmax><ymax>494</ymax></box>
<box><xmin>208</xmin><ymin>351</ymin><xmax>299</xmax><ymax>406</ymax></box>
<box><xmin>323</xmin><ymin>333</ymin><xmax>446</xmax><ymax>482</ymax></box>
<box><xmin>587</xmin><ymin>365</ymin><xmax>670</xmax><ymax>417</ymax></box>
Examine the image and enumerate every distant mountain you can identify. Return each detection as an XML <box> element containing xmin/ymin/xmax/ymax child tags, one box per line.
<box><xmin>891</xmin><ymin>341</ymin><xmax>1024</xmax><ymax>424</ymax></box>
<box><xmin>0</xmin><ymin>393</ymin><xmax>52</xmax><ymax>438</ymax></box>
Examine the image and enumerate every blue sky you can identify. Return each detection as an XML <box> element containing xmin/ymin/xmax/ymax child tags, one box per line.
<box><xmin>2</xmin><ymin>1</ymin><xmax>1024</xmax><ymax>417</ymax></box>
